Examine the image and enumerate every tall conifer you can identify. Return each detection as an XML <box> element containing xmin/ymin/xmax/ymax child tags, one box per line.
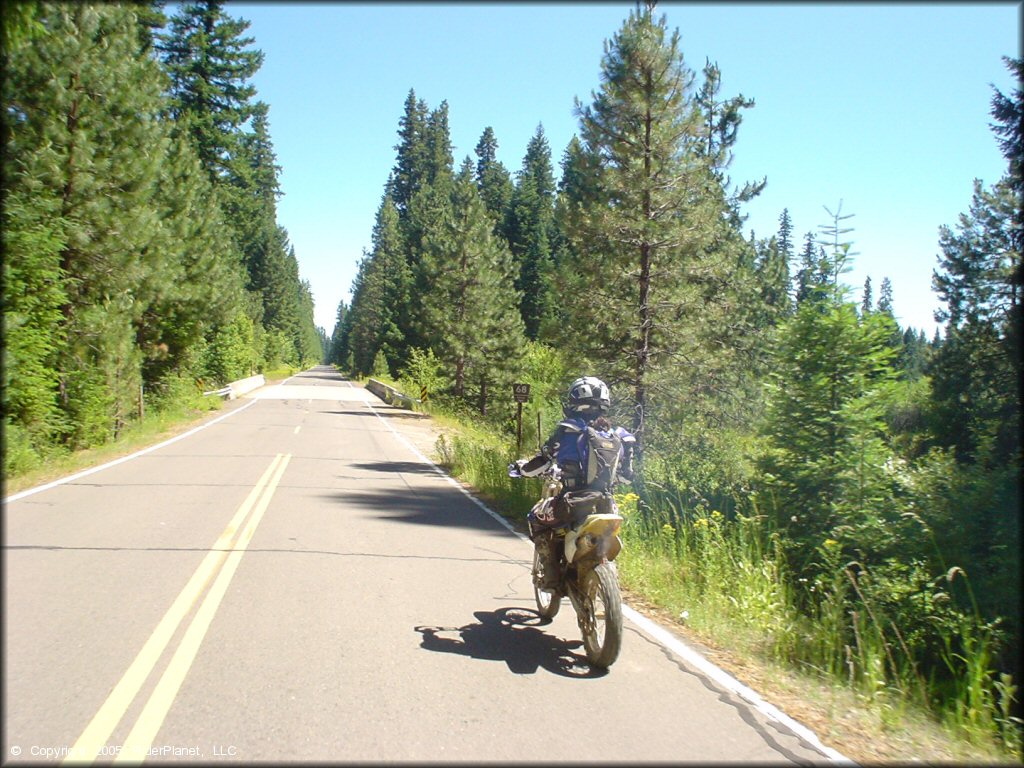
<box><xmin>418</xmin><ymin>160</ymin><xmax>524</xmax><ymax>411</ymax></box>
<box><xmin>507</xmin><ymin>125</ymin><xmax>557</xmax><ymax>340</ymax></box>
<box><xmin>560</xmin><ymin>6</ymin><xmax>733</xmax><ymax>452</ymax></box>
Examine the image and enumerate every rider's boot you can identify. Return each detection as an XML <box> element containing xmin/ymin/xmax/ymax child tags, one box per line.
<box><xmin>533</xmin><ymin>530</ymin><xmax>560</xmax><ymax>590</ymax></box>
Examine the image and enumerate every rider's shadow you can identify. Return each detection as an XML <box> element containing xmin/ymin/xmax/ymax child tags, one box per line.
<box><xmin>414</xmin><ymin>608</ymin><xmax>606</xmax><ymax>678</ymax></box>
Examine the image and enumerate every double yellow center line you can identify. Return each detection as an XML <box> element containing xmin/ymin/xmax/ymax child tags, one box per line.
<box><xmin>66</xmin><ymin>453</ymin><xmax>292</xmax><ymax>765</ymax></box>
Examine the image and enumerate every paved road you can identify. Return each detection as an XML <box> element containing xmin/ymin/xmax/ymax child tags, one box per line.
<box><xmin>3</xmin><ymin>367</ymin><xmax>843</xmax><ymax>764</ymax></box>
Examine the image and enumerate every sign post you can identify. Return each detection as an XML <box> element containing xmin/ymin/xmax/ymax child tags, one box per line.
<box><xmin>512</xmin><ymin>383</ymin><xmax>530</xmax><ymax>453</ymax></box>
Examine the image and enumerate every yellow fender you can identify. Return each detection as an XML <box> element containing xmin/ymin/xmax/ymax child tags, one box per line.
<box><xmin>564</xmin><ymin>513</ymin><xmax>622</xmax><ymax>564</ymax></box>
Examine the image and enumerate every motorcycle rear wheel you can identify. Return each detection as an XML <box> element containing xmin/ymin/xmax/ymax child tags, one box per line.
<box><xmin>532</xmin><ymin>547</ymin><xmax>561</xmax><ymax>619</ymax></box>
<box><xmin>580</xmin><ymin>561</ymin><xmax>622</xmax><ymax>668</ymax></box>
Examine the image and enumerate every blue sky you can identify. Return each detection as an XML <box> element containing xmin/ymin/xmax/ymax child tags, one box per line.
<box><xmin>228</xmin><ymin>2</ymin><xmax>1020</xmax><ymax>337</ymax></box>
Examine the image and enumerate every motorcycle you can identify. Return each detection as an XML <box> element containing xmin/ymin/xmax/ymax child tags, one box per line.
<box><xmin>508</xmin><ymin>461</ymin><xmax>625</xmax><ymax>668</ymax></box>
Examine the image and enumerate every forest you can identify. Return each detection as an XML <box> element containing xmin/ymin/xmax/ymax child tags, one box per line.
<box><xmin>3</xmin><ymin>1</ymin><xmax>1021</xmax><ymax>756</ymax></box>
<box><xmin>326</xmin><ymin>6</ymin><xmax>1022</xmax><ymax>754</ymax></box>
<box><xmin>2</xmin><ymin>1</ymin><xmax>324</xmax><ymax>474</ymax></box>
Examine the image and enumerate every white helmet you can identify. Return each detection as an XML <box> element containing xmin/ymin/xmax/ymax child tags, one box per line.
<box><xmin>566</xmin><ymin>376</ymin><xmax>610</xmax><ymax>415</ymax></box>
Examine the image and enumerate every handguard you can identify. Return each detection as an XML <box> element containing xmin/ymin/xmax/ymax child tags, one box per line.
<box><xmin>510</xmin><ymin>455</ymin><xmax>553</xmax><ymax>478</ymax></box>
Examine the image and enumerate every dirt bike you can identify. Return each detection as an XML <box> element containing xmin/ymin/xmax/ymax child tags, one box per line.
<box><xmin>508</xmin><ymin>461</ymin><xmax>624</xmax><ymax>668</ymax></box>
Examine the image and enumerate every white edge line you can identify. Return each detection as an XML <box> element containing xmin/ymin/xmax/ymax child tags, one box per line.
<box><xmin>4</xmin><ymin>399</ymin><xmax>259</xmax><ymax>504</ymax></box>
<box><xmin>621</xmin><ymin>605</ymin><xmax>856</xmax><ymax>765</ymax></box>
<box><xmin>363</xmin><ymin>399</ymin><xmax>524</xmax><ymax>540</ymax></box>
<box><xmin>363</xmin><ymin>396</ymin><xmax>856</xmax><ymax>766</ymax></box>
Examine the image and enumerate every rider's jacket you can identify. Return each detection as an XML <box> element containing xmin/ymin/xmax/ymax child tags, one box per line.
<box><xmin>541</xmin><ymin>415</ymin><xmax>636</xmax><ymax>490</ymax></box>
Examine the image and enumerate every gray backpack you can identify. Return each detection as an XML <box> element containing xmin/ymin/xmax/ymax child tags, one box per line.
<box><xmin>579</xmin><ymin>426</ymin><xmax>622</xmax><ymax>491</ymax></box>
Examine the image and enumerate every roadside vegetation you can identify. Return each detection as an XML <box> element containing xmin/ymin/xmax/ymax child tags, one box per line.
<box><xmin>331</xmin><ymin>6</ymin><xmax>1021</xmax><ymax>761</ymax></box>
<box><xmin>3</xmin><ymin>4</ymin><xmax>325</xmax><ymax>479</ymax></box>
<box><xmin>4</xmin><ymin>2</ymin><xmax>1019</xmax><ymax>762</ymax></box>
<box><xmin>365</xmin><ymin>356</ymin><xmax>1021</xmax><ymax>763</ymax></box>
<box><xmin>3</xmin><ymin>365</ymin><xmax>301</xmax><ymax>498</ymax></box>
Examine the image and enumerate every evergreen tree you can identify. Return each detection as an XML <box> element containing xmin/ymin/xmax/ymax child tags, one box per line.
<box><xmin>5</xmin><ymin>3</ymin><xmax>171</xmax><ymax>446</ymax></box>
<box><xmin>346</xmin><ymin>192</ymin><xmax>411</xmax><ymax>376</ymax></box>
<box><xmin>877</xmin><ymin>276</ymin><xmax>894</xmax><ymax>315</ymax></box>
<box><xmin>793</xmin><ymin>231</ymin><xmax>829</xmax><ymax>306</ymax></box>
<box><xmin>474</xmin><ymin>126</ymin><xmax>514</xmax><ymax>232</ymax></box>
<box><xmin>1</xmin><ymin>191</ymin><xmax>67</xmax><ymax>462</ymax></box>
<box><xmin>761</xmin><ymin>295</ymin><xmax>902</xmax><ymax>582</ymax></box>
<box><xmin>129</xmin><ymin>0</ymin><xmax>168</xmax><ymax>54</ymax></box>
<box><xmin>391</xmin><ymin>89</ymin><xmax>430</xmax><ymax>219</ymax></box>
<box><xmin>755</xmin><ymin>235</ymin><xmax>792</xmax><ymax>324</ymax></box>
<box><xmin>233</xmin><ymin>101</ymin><xmax>281</xmax><ymax>273</ymax></box>
<box><xmin>327</xmin><ymin>299</ymin><xmax>349</xmax><ymax>368</ymax></box>
<box><xmin>560</xmin><ymin>5</ymin><xmax>736</xmax><ymax>453</ymax></box>
<box><xmin>897</xmin><ymin>327</ymin><xmax>929</xmax><ymax>381</ymax></box>
<box><xmin>931</xmin><ymin>176</ymin><xmax>1019</xmax><ymax>464</ymax></box>
<box><xmin>403</xmin><ymin>100</ymin><xmax>455</xmax><ymax>260</ymax></box>
<box><xmin>923</xmin><ymin>67</ymin><xmax>1022</xmax><ymax>655</ymax></box>
<box><xmin>861</xmin><ymin>276</ymin><xmax>873</xmax><ymax>316</ymax></box>
<box><xmin>989</xmin><ymin>57</ymin><xmax>1022</xmax><ymax>344</ymax></box>
<box><xmin>417</xmin><ymin>159</ymin><xmax>525</xmax><ymax>412</ymax></box>
<box><xmin>424</xmin><ymin>101</ymin><xmax>454</xmax><ymax>188</ymax></box>
<box><xmin>817</xmin><ymin>201</ymin><xmax>858</xmax><ymax>289</ymax></box>
<box><xmin>507</xmin><ymin>124</ymin><xmax>557</xmax><ymax>340</ymax></box>
<box><xmin>296</xmin><ymin>280</ymin><xmax>322</xmax><ymax>365</ymax></box>
<box><xmin>158</xmin><ymin>1</ymin><xmax>263</xmax><ymax>183</ymax></box>
<box><xmin>138</xmin><ymin>124</ymin><xmax>247</xmax><ymax>385</ymax></box>
<box><xmin>695</xmin><ymin>58</ymin><xmax>765</xmax><ymax>225</ymax></box>
<box><xmin>777</xmin><ymin>208</ymin><xmax>794</xmax><ymax>268</ymax></box>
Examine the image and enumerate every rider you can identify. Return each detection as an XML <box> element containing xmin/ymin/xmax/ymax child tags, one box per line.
<box><xmin>513</xmin><ymin>376</ymin><xmax>636</xmax><ymax>589</ymax></box>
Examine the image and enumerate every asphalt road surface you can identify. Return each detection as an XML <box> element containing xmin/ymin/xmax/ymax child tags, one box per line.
<box><xmin>4</xmin><ymin>367</ymin><xmax>847</xmax><ymax>764</ymax></box>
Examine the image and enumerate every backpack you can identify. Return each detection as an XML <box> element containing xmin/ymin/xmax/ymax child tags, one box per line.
<box><xmin>578</xmin><ymin>426</ymin><xmax>622</xmax><ymax>491</ymax></box>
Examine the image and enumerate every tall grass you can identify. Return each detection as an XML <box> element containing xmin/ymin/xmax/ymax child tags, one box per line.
<box><xmin>429</xmin><ymin>410</ymin><xmax>1021</xmax><ymax>760</ymax></box>
<box><xmin>3</xmin><ymin>373</ymin><xmax>223</xmax><ymax>494</ymax></box>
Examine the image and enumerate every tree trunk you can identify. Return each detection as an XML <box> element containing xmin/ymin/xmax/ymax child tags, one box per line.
<box><xmin>633</xmin><ymin>80</ymin><xmax>655</xmax><ymax>458</ymax></box>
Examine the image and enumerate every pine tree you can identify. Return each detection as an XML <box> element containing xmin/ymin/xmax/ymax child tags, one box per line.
<box><xmin>931</xmin><ymin>175</ymin><xmax>1019</xmax><ymax>464</ymax></box>
<box><xmin>817</xmin><ymin>200</ymin><xmax>858</xmax><ymax>290</ymax></box>
<box><xmin>695</xmin><ymin>58</ymin><xmax>765</xmax><ymax>226</ymax></box>
<box><xmin>561</xmin><ymin>5</ymin><xmax>734</xmax><ymax>452</ymax></box>
<box><xmin>346</xmin><ymin>193</ymin><xmax>411</xmax><ymax>376</ymax></box>
<box><xmin>897</xmin><ymin>327</ymin><xmax>928</xmax><ymax>381</ymax></box>
<box><xmin>923</xmin><ymin>70</ymin><xmax>1022</xmax><ymax>648</ymax></box>
<box><xmin>417</xmin><ymin>159</ymin><xmax>525</xmax><ymax>412</ymax></box>
<box><xmin>777</xmin><ymin>208</ymin><xmax>794</xmax><ymax>267</ymax></box>
<box><xmin>158</xmin><ymin>1</ymin><xmax>263</xmax><ymax>184</ymax></box>
<box><xmin>755</xmin><ymin>235</ymin><xmax>792</xmax><ymax>323</ymax></box>
<box><xmin>861</xmin><ymin>276</ymin><xmax>874</xmax><ymax>316</ymax></box>
<box><xmin>877</xmin><ymin>276</ymin><xmax>894</xmax><ymax>315</ymax></box>
<box><xmin>5</xmin><ymin>3</ymin><xmax>171</xmax><ymax>446</ymax></box>
<box><xmin>424</xmin><ymin>101</ymin><xmax>454</xmax><ymax>188</ymax></box>
<box><xmin>1</xmin><ymin>190</ymin><xmax>67</xmax><ymax>460</ymax></box>
<box><xmin>989</xmin><ymin>57</ymin><xmax>1022</xmax><ymax>305</ymax></box>
<box><xmin>474</xmin><ymin>126</ymin><xmax>514</xmax><ymax>235</ymax></box>
<box><xmin>507</xmin><ymin>125</ymin><xmax>557</xmax><ymax>340</ymax></box>
<box><xmin>138</xmin><ymin>124</ymin><xmax>247</xmax><ymax>385</ymax></box>
<box><xmin>761</xmin><ymin>297</ymin><xmax>902</xmax><ymax>581</ymax></box>
<box><xmin>156</xmin><ymin>0</ymin><xmax>298</xmax><ymax>372</ymax></box>
<box><xmin>129</xmin><ymin>0</ymin><xmax>168</xmax><ymax>54</ymax></box>
<box><xmin>327</xmin><ymin>299</ymin><xmax>349</xmax><ymax>368</ymax></box>
<box><xmin>392</xmin><ymin>89</ymin><xmax>430</xmax><ymax>219</ymax></box>
<box><xmin>793</xmin><ymin>231</ymin><xmax>818</xmax><ymax>305</ymax></box>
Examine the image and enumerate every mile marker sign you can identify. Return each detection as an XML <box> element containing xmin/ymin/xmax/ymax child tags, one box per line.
<box><xmin>512</xmin><ymin>383</ymin><xmax>531</xmax><ymax>403</ymax></box>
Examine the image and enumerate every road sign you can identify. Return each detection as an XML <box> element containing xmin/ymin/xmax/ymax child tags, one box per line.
<box><xmin>512</xmin><ymin>383</ymin><xmax>531</xmax><ymax>403</ymax></box>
